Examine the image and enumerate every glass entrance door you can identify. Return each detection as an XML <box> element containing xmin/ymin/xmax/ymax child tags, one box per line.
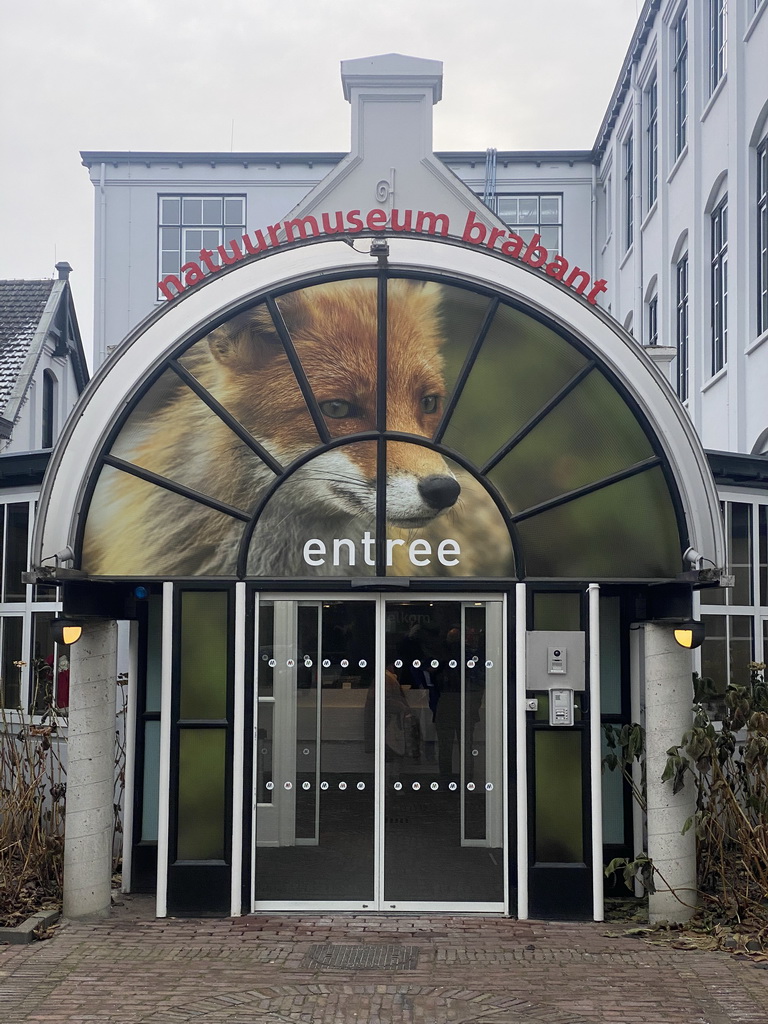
<box><xmin>251</xmin><ymin>595</ymin><xmax>506</xmax><ymax>911</ymax></box>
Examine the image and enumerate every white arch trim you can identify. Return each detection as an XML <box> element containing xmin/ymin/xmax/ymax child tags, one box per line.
<box><xmin>32</xmin><ymin>237</ymin><xmax>725</xmax><ymax>572</ymax></box>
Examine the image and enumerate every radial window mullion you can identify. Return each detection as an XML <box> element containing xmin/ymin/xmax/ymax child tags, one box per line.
<box><xmin>433</xmin><ymin>297</ymin><xmax>499</xmax><ymax>444</ymax></box>
<box><xmin>265</xmin><ymin>296</ymin><xmax>330</xmax><ymax>444</ymax></box>
<box><xmin>102</xmin><ymin>455</ymin><xmax>252</xmax><ymax>522</ymax></box>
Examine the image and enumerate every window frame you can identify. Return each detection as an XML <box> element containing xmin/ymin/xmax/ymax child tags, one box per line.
<box><xmin>710</xmin><ymin>195</ymin><xmax>728</xmax><ymax>375</ymax></box>
<box><xmin>672</xmin><ymin>8</ymin><xmax>688</xmax><ymax>160</ymax></box>
<box><xmin>757</xmin><ymin>136</ymin><xmax>768</xmax><ymax>337</ymax></box>
<box><xmin>645</xmin><ymin>74</ymin><xmax>658</xmax><ymax>209</ymax></box>
<box><xmin>157</xmin><ymin>193</ymin><xmax>247</xmax><ymax>300</ymax></box>
<box><xmin>623</xmin><ymin>133</ymin><xmax>634</xmax><ymax>252</ymax></box>
<box><xmin>675</xmin><ymin>252</ymin><xmax>689</xmax><ymax>401</ymax></box>
<box><xmin>708</xmin><ymin>0</ymin><xmax>727</xmax><ymax>97</ymax></box>
<box><xmin>493</xmin><ymin>193</ymin><xmax>563</xmax><ymax>258</ymax></box>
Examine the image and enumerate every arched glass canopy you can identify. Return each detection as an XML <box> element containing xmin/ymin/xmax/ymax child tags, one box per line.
<box><xmin>78</xmin><ymin>271</ymin><xmax>683</xmax><ymax>581</ymax></box>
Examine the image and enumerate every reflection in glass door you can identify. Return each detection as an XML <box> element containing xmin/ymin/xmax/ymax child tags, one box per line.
<box><xmin>252</xmin><ymin>595</ymin><xmax>506</xmax><ymax>911</ymax></box>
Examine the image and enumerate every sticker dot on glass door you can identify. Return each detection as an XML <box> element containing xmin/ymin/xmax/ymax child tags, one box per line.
<box><xmin>449</xmin><ymin>660</ymin><xmax>457</xmax><ymax>668</ymax></box>
<box><xmin>341</xmin><ymin>659</ymin><xmax>349</xmax><ymax>668</ymax></box>
<box><xmin>485</xmin><ymin>660</ymin><xmax>493</xmax><ymax>668</ymax></box>
<box><xmin>467</xmin><ymin>659</ymin><xmax>477</xmax><ymax>668</ymax></box>
<box><xmin>448</xmin><ymin>782</ymin><xmax>457</xmax><ymax>791</ymax></box>
<box><xmin>430</xmin><ymin>782</ymin><xmax>439</xmax><ymax>790</ymax></box>
<box><xmin>268</xmin><ymin>659</ymin><xmax>276</xmax><ymax>668</ymax></box>
<box><xmin>394</xmin><ymin>782</ymin><xmax>402</xmax><ymax>790</ymax></box>
<box><xmin>339</xmin><ymin>781</ymin><xmax>347</xmax><ymax>790</ymax></box>
<box><xmin>322</xmin><ymin>658</ymin><xmax>331</xmax><ymax>668</ymax></box>
<box><xmin>320</xmin><ymin>781</ymin><xmax>329</xmax><ymax>790</ymax></box>
<box><xmin>304</xmin><ymin>658</ymin><xmax>313</xmax><ymax>667</ymax></box>
<box><xmin>302</xmin><ymin>781</ymin><xmax>311</xmax><ymax>790</ymax></box>
<box><xmin>413</xmin><ymin>659</ymin><xmax>421</xmax><ymax>668</ymax></box>
<box><xmin>357</xmin><ymin>781</ymin><xmax>365</xmax><ymax>790</ymax></box>
<box><xmin>358</xmin><ymin>659</ymin><xmax>367</xmax><ymax>668</ymax></box>
<box><xmin>467</xmin><ymin>782</ymin><xmax>475</xmax><ymax>791</ymax></box>
<box><xmin>284</xmin><ymin>781</ymin><xmax>292</xmax><ymax>790</ymax></box>
<box><xmin>265</xmin><ymin>781</ymin><xmax>274</xmax><ymax>791</ymax></box>
<box><xmin>394</xmin><ymin>659</ymin><xmax>403</xmax><ymax>668</ymax></box>
<box><xmin>287</xmin><ymin>659</ymin><xmax>295</xmax><ymax>667</ymax></box>
<box><xmin>472</xmin><ymin>749</ymin><xmax>478</xmax><ymax>756</ymax></box>
<box><xmin>412</xmin><ymin>782</ymin><xmax>421</xmax><ymax>790</ymax></box>
<box><xmin>485</xmin><ymin>782</ymin><xmax>494</xmax><ymax>791</ymax></box>
<box><xmin>303</xmin><ymin>748</ymin><xmax>310</xmax><ymax>755</ymax></box>
<box><xmin>430</xmin><ymin>659</ymin><xmax>439</xmax><ymax>668</ymax></box>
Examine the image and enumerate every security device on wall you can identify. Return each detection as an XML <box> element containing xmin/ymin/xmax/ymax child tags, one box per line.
<box><xmin>526</xmin><ymin>631</ymin><xmax>586</xmax><ymax>727</ymax></box>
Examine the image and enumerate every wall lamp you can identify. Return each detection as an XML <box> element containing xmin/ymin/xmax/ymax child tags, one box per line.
<box><xmin>673</xmin><ymin>619</ymin><xmax>706</xmax><ymax>650</ymax></box>
<box><xmin>51</xmin><ymin>617</ymin><xmax>83</xmax><ymax>646</ymax></box>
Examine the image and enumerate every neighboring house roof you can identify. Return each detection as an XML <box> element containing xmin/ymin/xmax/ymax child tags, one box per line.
<box><xmin>0</xmin><ymin>265</ymin><xmax>89</xmax><ymax>442</ymax></box>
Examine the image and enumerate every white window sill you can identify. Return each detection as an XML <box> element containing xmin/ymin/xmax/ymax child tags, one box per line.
<box><xmin>641</xmin><ymin>200</ymin><xmax>658</xmax><ymax>232</ymax></box>
<box><xmin>702</xmin><ymin>365</ymin><xmax>728</xmax><ymax>393</ymax></box>
<box><xmin>667</xmin><ymin>145</ymin><xmax>689</xmax><ymax>185</ymax></box>
<box><xmin>619</xmin><ymin>244</ymin><xmax>635</xmax><ymax>271</ymax></box>
<box><xmin>746</xmin><ymin>328</ymin><xmax>768</xmax><ymax>356</ymax></box>
<box><xmin>701</xmin><ymin>74</ymin><xmax>728</xmax><ymax>124</ymax></box>
<box><xmin>601</xmin><ymin>232</ymin><xmax>613</xmax><ymax>256</ymax></box>
<box><xmin>745</xmin><ymin>1</ymin><xmax>768</xmax><ymax>42</ymax></box>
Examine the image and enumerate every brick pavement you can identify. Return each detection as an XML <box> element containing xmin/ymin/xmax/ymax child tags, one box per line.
<box><xmin>1</xmin><ymin>895</ymin><xmax>768</xmax><ymax>1023</ymax></box>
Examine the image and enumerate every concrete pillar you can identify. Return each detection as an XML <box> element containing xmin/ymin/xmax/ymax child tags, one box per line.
<box><xmin>644</xmin><ymin>623</ymin><xmax>697</xmax><ymax>923</ymax></box>
<box><xmin>63</xmin><ymin>619</ymin><xmax>118</xmax><ymax>920</ymax></box>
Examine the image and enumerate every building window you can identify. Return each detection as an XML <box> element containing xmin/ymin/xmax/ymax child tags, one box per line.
<box><xmin>623</xmin><ymin>133</ymin><xmax>634</xmax><ymax>251</ymax></box>
<box><xmin>676</xmin><ymin>253</ymin><xmax>689</xmax><ymax>401</ymax></box>
<box><xmin>709</xmin><ymin>0</ymin><xmax>727</xmax><ymax>96</ymax></box>
<box><xmin>758</xmin><ymin>136</ymin><xmax>768</xmax><ymax>336</ymax></box>
<box><xmin>42</xmin><ymin>370</ymin><xmax>56</xmax><ymax>449</ymax></box>
<box><xmin>645</xmin><ymin>75</ymin><xmax>658</xmax><ymax>208</ymax></box>
<box><xmin>158</xmin><ymin>195</ymin><xmax>246</xmax><ymax>292</ymax></box>
<box><xmin>673</xmin><ymin>9</ymin><xmax>688</xmax><ymax>159</ymax></box>
<box><xmin>711</xmin><ymin>196</ymin><xmax>728</xmax><ymax>374</ymax></box>
<box><xmin>495</xmin><ymin>194</ymin><xmax>562</xmax><ymax>256</ymax></box>
<box><xmin>646</xmin><ymin>293</ymin><xmax>658</xmax><ymax>346</ymax></box>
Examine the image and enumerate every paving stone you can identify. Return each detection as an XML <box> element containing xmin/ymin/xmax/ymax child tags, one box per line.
<box><xmin>1</xmin><ymin>895</ymin><xmax>768</xmax><ymax>1022</ymax></box>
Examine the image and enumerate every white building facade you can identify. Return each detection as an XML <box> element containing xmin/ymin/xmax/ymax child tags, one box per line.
<box><xmin>28</xmin><ymin>1</ymin><xmax>767</xmax><ymax>923</ymax></box>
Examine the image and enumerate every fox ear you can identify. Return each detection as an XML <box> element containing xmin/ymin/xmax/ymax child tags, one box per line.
<box><xmin>207</xmin><ymin>293</ymin><xmax>307</xmax><ymax>370</ymax></box>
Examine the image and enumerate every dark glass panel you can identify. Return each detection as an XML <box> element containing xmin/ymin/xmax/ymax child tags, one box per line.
<box><xmin>295</xmin><ymin>604</ymin><xmax>320</xmax><ymax>840</ymax></box>
<box><xmin>760</xmin><ymin>505</ymin><xmax>767</xmax><ymax>607</ymax></box>
<box><xmin>385</xmin><ymin>443</ymin><xmax>514</xmax><ymax>578</ymax></box>
<box><xmin>731</xmin><ymin>616</ymin><xmax>754</xmax><ymax>686</ymax></box>
<box><xmin>29</xmin><ymin>612</ymin><xmax>58</xmax><ymax>714</ymax></box>
<box><xmin>443</xmin><ymin>304</ymin><xmax>588</xmax><ymax>467</ymax></box>
<box><xmin>0</xmin><ymin>616</ymin><xmax>23</xmax><ymax>708</ymax></box>
<box><xmin>177</xmin><ymin>728</ymin><xmax>226</xmax><ymax>860</ymax></box>
<box><xmin>179</xmin><ymin>591</ymin><xmax>228</xmax><ymax>720</ymax></box>
<box><xmin>160</xmin><ymin>197</ymin><xmax>180</xmax><ymax>225</ymax></box>
<box><xmin>141</xmin><ymin>720</ymin><xmax>161</xmax><ymax>841</ymax></box>
<box><xmin>701</xmin><ymin>615</ymin><xmax>727</xmax><ymax>692</ymax></box>
<box><xmin>535</xmin><ymin>730</ymin><xmax>583</xmax><ymax>862</ymax></box>
<box><xmin>599</xmin><ymin>596</ymin><xmax>623</xmax><ymax>716</ymax></box>
<box><xmin>109</xmin><ymin>369</ymin><xmax>269</xmax><ymax>513</ymax></box>
<box><xmin>3</xmin><ymin>502</ymin><xmax>28</xmax><ymax>602</ymax></box>
<box><xmin>145</xmin><ymin>595</ymin><xmax>163</xmax><ymax>714</ymax></box>
<box><xmin>177</xmin><ymin>307</ymin><xmax>319</xmax><ymax>462</ymax></box>
<box><xmin>83</xmin><ymin>465</ymin><xmax>243</xmax><ymax>576</ymax></box>
<box><xmin>389</xmin><ymin>279</ymin><xmax>491</xmax><ymax>440</ymax></box>
<box><xmin>255</xmin><ymin>701</ymin><xmax>273</xmax><ymax>804</ymax></box>
<box><xmin>489</xmin><ymin>370</ymin><xmax>654</xmax><ymax>513</ymax></box>
<box><xmin>532</xmin><ymin>592</ymin><xmax>581</xmax><ymax>631</ymax></box>
<box><xmin>383</xmin><ymin>601</ymin><xmax>504</xmax><ymax>903</ymax></box>
<box><xmin>730</xmin><ymin>503</ymin><xmax>753</xmax><ymax>605</ymax></box>
<box><xmin>517</xmin><ymin>467</ymin><xmax>680</xmax><ymax>578</ymax></box>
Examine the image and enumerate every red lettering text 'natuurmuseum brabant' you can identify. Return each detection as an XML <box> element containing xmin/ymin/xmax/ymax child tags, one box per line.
<box><xmin>157</xmin><ymin>208</ymin><xmax>608</xmax><ymax>305</ymax></box>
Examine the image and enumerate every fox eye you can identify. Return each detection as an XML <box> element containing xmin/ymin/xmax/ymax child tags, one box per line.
<box><xmin>320</xmin><ymin>399</ymin><xmax>355</xmax><ymax>419</ymax></box>
<box><xmin>420</xmin><ymin>394</ymin><xmax>441</xmax><ymax>415</ymax></box>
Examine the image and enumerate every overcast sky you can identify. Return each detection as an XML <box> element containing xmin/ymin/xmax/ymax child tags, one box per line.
<box><xmin>1</xmin><ymin>0</ymin><xmax>642</xmax><ymax>355</ymax></box>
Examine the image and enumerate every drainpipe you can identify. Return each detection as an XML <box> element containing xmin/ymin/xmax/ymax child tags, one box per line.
<box><xmin>632</xmin><ymin>63</ymin><xmax>644</xmax><ymax>343</ymax></box>
<box><xmin>590</xmin><ymin>162</ymin><xmax>598</xmax><ymax>284</ymax></box>
<box><xmin>98</xmin><ymin>162</ymin><xmax>107</xmax><ymax>369</ymax></box>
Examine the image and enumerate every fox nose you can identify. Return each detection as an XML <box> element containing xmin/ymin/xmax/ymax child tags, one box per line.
<box><xmin>418</xmin><ymin>474</ymin><xmax>461</xmax><ymax>510</ymax></box>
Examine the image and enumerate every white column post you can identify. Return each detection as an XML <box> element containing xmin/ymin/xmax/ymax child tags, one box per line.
<box><xmin>63</xmin><ymin>619</ymin><xmax>118</xmax><ymax>920</ymax></box>
<box><xmin>588</xmin><ymin>584</ymin><xmax>603</xmax><ymax>922</ymax></box>
<box><xmin>515</xmin><ymin>583</ymin><xmax>528</xmax><ymax>920</ymax></box>
<box><xmin>644</xmin><ymin>622</ymin><xmax>697</xmax><ymax>923</ymax></box>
